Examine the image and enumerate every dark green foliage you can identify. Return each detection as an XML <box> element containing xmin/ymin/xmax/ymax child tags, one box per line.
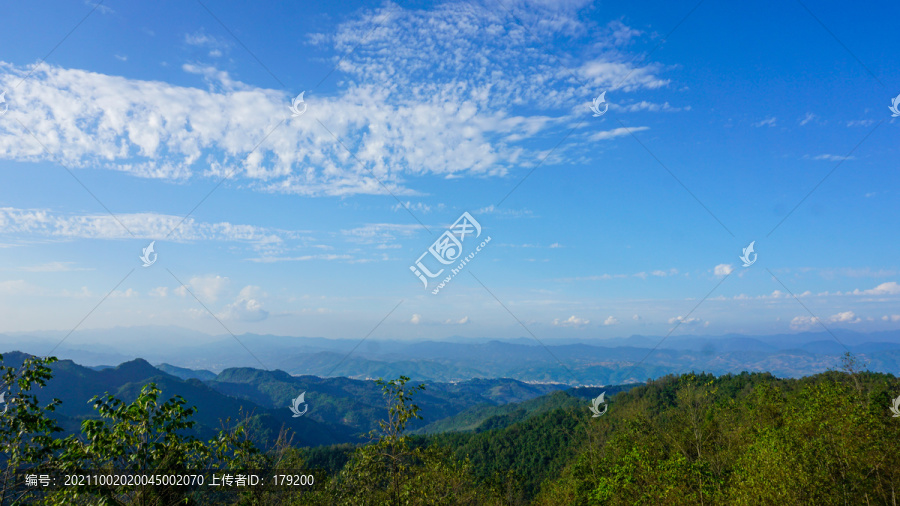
<box><xmin>208</xmin><ymin>370</ymin><xmax>567</xmax><ymax>439</ymax></box>
<box><xmin>536</xmin><ymin>367</ymin><xmax>900</xmax><ymax>505</ymax></box>
<box><xmin>3</xmin><ymin>350</ymin><xmax>900</xmax><ymax>505</ymax></box>
<box><xmin>0</xmin><ymin>354</ymin><xmax>64</xmax><ymax>504</ymax></box>
<box><xmin>427</xmin><ymin>406</ymin><xmax>583</xmax><ymax>501</ymax></box>
<box><xmin>306</xmin><ymin>376</ymin><xmax>500</xmax><ymax>505</ymax></box>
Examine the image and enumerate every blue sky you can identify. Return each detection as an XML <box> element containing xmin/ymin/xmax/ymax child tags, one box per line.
<box><xmin>0</xmin><ymin>0</ymin><xmax>898</xmax><ymax>344</ymax></box>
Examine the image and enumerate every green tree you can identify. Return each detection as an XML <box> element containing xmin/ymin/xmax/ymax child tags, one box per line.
<box><xmin>312</xmin><ymin>376</ymin><xmax>497</xmax><ymax>505</ymax></box>
<box><xmin>325</xmin><ymin>375</ymin><xmax>425</xmax><ymax>504</ymax></box>
<box><xmin>51</xmin><ymin>383</ymin><xmax>256</xmax><ymax>505</ymax></box>
<box><xmin>0</xmin><ymin>354</ymin><xmax>64</xmax><ymax>504</ymax></box>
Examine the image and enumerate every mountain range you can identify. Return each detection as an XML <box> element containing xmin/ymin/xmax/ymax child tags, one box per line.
<box><xmin>2</xmin><ymin>326</ymin><xmax>899</xmax><ymax>385</ymax></box>
<box><xmin>0</xmin><ymin>351</ymin><xmax>574</xmax><ymax>448</ymax></box>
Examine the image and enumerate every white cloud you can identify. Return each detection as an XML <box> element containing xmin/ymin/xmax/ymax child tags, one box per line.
<box><xmin>184</xmin><ymin>31</ymin><xmax>230</xmax><ymax>56</ymax></box>
<box><xmin>579</xmin><ymin>61</ymin><xmax>670</xmax><ymax>91</ymax></box>
<box><xmin>248</xmin><ymin>254</ymin><xmax>352</xmax><ymax>263</ymax></box>
<box><xmin>0</xmin><ymin>280</ymin><xmax>95</xmax><ymax>298</ymax></box>
<box><xmin>218</xmin><ymin>286</ymin><xmax>268</xmax><ymax>322</ymax></box>
<box><xmin>799</xmin><ymin>112</ymin><xmax>816</xmax><ymax>126</ymax></box>
<box><xmin>812</xmin><ymin>154</ymin><xmax>855</xmax><ymax>162</ymax></box>
<box><xmin>337</xmin><ymin>4</ymin><xmax>671</xmax><ymax>98</ymax></box>
<box><xmin>882</xmin><ymin>315</ymin><xmax>900</xmax><ymax>322</ymax></box>
<box><xmin>0</xmin><ymin>280</ymin><xmax>42</xmax><ymax>296</ymax></box>
<box><xmin>19</xmin><ymin>261</ymin><xmax>91</xmax><ymax>272</ymax></box>
<box><xmin>603</xmin><ymin>316</ymin><xmax>619</xmax><ymax>326</ymax></box>
<box><xmin>559</xmin><ymin>268</ymin><xmax>677</xmax><ymax>283</ymax></box>
<box><xmin>552</xmin><ymin>315</ymin><xmax>590</xmax><ymax>327</ymax></box>
<box><xmin>0</xmin><ymin>207</ymin><xmax>289</xmax><ymax>252</ymax></box>
<box><xmin>391</xmin><ymin>201</ymin><xmax>442</xmax><ymax>214</ymax></box>
<box><xmin>754</xmin><ymin>117</ymin><xmax>777</xmax><ymax>127</ymax></box>
<box><xmin>714</xmin><ymin>264</ymin><xmax>734</xmax><ymax>276</ymax></box>
<box><xmin>853</xmin><ymin>281</ymin><xmax>900</xmax><ymax>296</ymax></box>
<box><xmin>443</xmin><ymin>316</ymin><xmax>469</xmax><ymax>325</ymax></box>
<box><xmin>589</xmin><ymin>126</ymin><xmax>648</xmax><ymax>141</ymax></box>
<box><xmin>618</xmin><ymin>101</ymin><xmax>688</xmax><ymax>113</ymax></box>
<box><xmin>341</xmin><ymin>223</ymin><xmax>423</xmax><ymax>247</ymax></box>
<box><xmin>85</xmin><ymin>0</ymin><xmax>113</xmax><ymax>14</ymax></box>
<box><xmin>174</xmin><ymin>275</ymin><xmax>229</xmax><ymax>303</ymax></box>
<box><xmin>560</xmin><ymin>273</ymin><xmax>628</xmax><ymax>282</ymax></box>
<box><xmin>829</xmin><ymin>311</ymin><xmax>861</xmax><ymax>324</ymax></box>
<box><xmin>668</xmin><ymin>315</ymin><xmax>701</xmax><ymax>325</ymax></box>
<box><xmin>0</xmin><ymin>63</ymin><xmax>518</xmax><ymax>195</ymax></box>
<box><xmin>149</xmin><ymin>287</ymin><xmax>168</xmax><ymax>298</ymax></box>
<box><xmin>818</xmin><ymin>267</ymin><xmax>900</xmax><ymax>278</ymax></box>
<box><xmin>0</xmin><ymin>3</ymin><xmax>674</xmax><ymax>197</ymax></box>
<box><xmin>790</xmin><ymin>315</ymin><xmax>819</xmax><ymax>330</ymax></box>
<box><xmin>475</xmin><ymin>205</ymin><xmax>533</xmax><ymax>217</ymax></box>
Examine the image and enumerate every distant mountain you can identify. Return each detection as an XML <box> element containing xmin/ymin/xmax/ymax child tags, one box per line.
<box><xmin>205</xmin><ymin>369</ymin><xmax>568</xmax><ymax>436</ymax></box>
<box><xmin>0</xmin><ymin>351</ymin><xmax>570</xmax><ymax>448</ymax></box>
<box><xmin>0</xmin><ymin>351</ymin><xmax>357</xmax><ymax>447</ymax></box>
<box><xmin>4</xmin><ymin>327</ymin><xmax>900</xmax><ymax>385</ymax></box>
<box><xmin>155</xmin><ymin>363</ymin><xmax>217</xmax><ymax>381</ymax></box>
<box><xmin>413</xmin><ymin>383</ymin><xmax>642</xmax><ymax>435</ymax></box>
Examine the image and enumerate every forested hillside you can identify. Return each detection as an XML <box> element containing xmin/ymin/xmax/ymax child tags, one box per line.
<box><xmin>2</xmin><ymin>352</ymin><xmax>899</xmax><ymax>504</ymax></box>
<box><xmin>302</xmin><ymin>356</ymin><xmax>900</xmax><ymax>504</ymax></box>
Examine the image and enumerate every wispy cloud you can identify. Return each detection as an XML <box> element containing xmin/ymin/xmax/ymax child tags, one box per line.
<box><xmin>589</xmin><ymin>126</ymin><xmax>649</xmax><ymax>141</ymax></box>
<box><xmin>669</xmin><ymin>315</ymin><xmax>703</xmax><ymax>326</ymax></box>
<box><xmin>174</xmin><ymin>274</ymin><xmax>230</xmax><ymax>303</ymax></box>
<box><xmin>0</xmin><ymin>3</ymin><xmax>674</xmax><ymax>197</ymax></box>
<box><xmin>552</xmin><ymin>315</ymin><xmax>590</xmax><ymax>327</ymax></box>
<box><xmin>810</xmin><ymin>154</ymin><xmax>855</xmax><ymax>161</ymax></box>
<box><xmin>0</xmin><ymin>207</ymin><xmax>292</xmax><ymax>254</ymax></box>
<box><xmin>18</xmin><ymin>261</ymin><xmax>92</xmax><ymax>272</ymax></box>
<box><xmin>184</xmin><ymin>31</ymin><xmax>230</xmax><ymax>58</ymax></box>
<box><xmin>475</xmin><ymin>205</ymin><xmax>533</xmax><ymax>217</ymax></box>
<box><xmin>618</xmin><ymin>101</ymin><xmax>688</xmax><ymax>113</ymax></box>
<box><xmin>557</xmin><ymin>268</ymin><xmax>678</xmax><ymax>282</ymax></box>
